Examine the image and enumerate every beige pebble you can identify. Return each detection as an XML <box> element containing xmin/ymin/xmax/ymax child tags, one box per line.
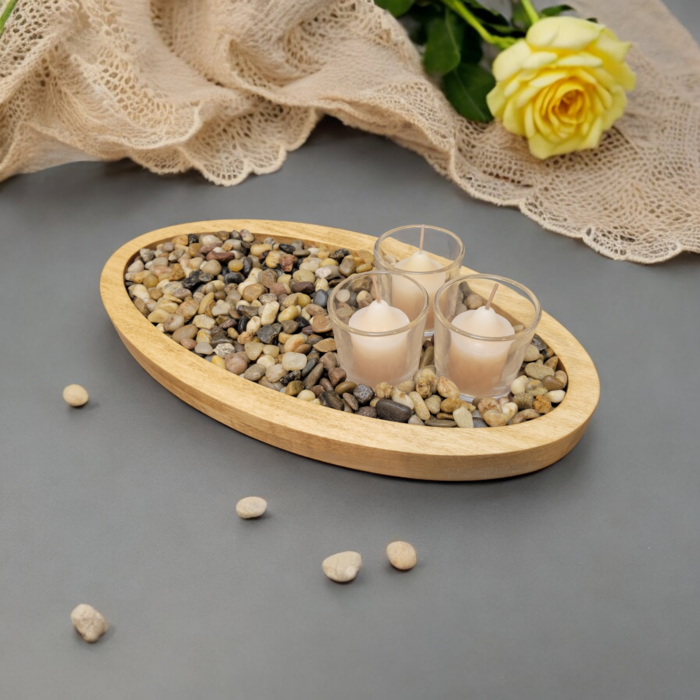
<box><xmin>510</xmin><ymin>375</ymin><xmax>529</xmax><ymax>395</ymax></box>
<box><xmin>63</xmin><ymin>384</ymin><xmax>89</xmax><ymax>407</ymax></box>
<box><xmin>236</xmin><ymin>496</ymin><xmax>268</xmax><ymax>519</ymax></box>
<box><xmin>546</xmin><ymin>390</ymin><xmax>566</xmax><ymax>404</ymax></box>
<box><xmin>501</xmin><ymin>402</ymin><xmax>518</xmax><ymax>421</ymax></box>
<box><xmin>322</xmin><ymin>551</ymin><xmax>362</xmax><ymax>583</ymax></box>
<box><xmin>523</xmin><ymin>344</ymin><xmax>541</xmax><ymax>362</ymax></box>
<box><xmin>452</xmin><ymin>406</ymin><xmax>474</xmax><ymax>428</ymax></box>
<box><xmin>71</xmin><ymin>604</ymin><xmax>108</xmax><ymax>643</ymax></box>
<box><xmin>386</xmin><ymin>541</ymin><xmax>417</xmax><ymax>571</ymax></box>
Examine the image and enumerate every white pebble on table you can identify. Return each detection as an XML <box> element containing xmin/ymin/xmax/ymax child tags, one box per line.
<box><xmin>386</xmin><ymin>541</ymin><xmax>417</xmax><ymax>571</ymax></box>
<box><xmin>236</xmin><ymin>496</ymin><xmax>268</xmax><ymax>519</ymax></box>
<box><xmin>71</xmin><ymin>604</ymin><xmax>108</xmax><ymax>643</ymax></box>
<box><xmin>322</xmin><ymin>551</ymin><xmax>362</xmax><ymax>583</ymax></box>
<box><xmin>62</xmin><ymin>384</ymin><xmax>89</xmax><ymax>407</ymax></box>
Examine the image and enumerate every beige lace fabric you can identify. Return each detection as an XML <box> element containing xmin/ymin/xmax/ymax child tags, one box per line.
<box><xmin>1</xmin><ymin>0</ymin><xmax>699</xmax><ymax>263</ymax></box>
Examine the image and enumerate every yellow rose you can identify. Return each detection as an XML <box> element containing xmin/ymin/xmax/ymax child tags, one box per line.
<box><xmin>486</xmin><ymin>17</ymin><xmax>635</xmax><ymax>159</ymax></box>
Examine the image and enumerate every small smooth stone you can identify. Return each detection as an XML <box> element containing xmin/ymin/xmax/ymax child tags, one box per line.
<box><xmin>425</xmin><ymin>418</ymin><xmax>457</xmax><ymax>427</ymax></box>
<box><xmin>71</xmin><ymin>604</ymin><xmax>108</xmax><ymax>643</ymax></box>
<box><xmin>440</xmin><ymin>396</ymin><xmax>462</xmax><ymax>414</ymax></box>
<box><xmin>298</xmin><ymin>390</ymin><xmax>316</xmax><ymax>401</ymax></box>
<box><xmin>452</xmin><ymin>406</ymin><xmax>474</xmax><ymax>428</ymax></box>
<box><xmin>303</xmin><ymin>363</ymin><xmax>325</xmax><ymax>390</ymax></box>
<box><xmin>335</xmin><ymin>289</ymin><xmax>351</xmax><ymax>303</ymax></box>
<box><xmin>243</xmin><ymin>364</ymin><xmax>266</xmax><ymax>382</ymax></box>
<box><xmin>386</xmin><ymin>541</ymin><xmax>417</xmax><ymax>571</ymax></box>
<box><xmin>194</xmin><ymin>342</ymin><xmax>213</xmax><ymax>355</ymax></box>
<box><xmin>546</xmin><ymin>390</ymin><xmax>566</xmax><ymax>404</ymax></box>
<box><xmin>63</xmin><ymin>384</ymin><xmax>89</xmax><ymax>407</ymax></box>
<box><xmin>542</xmin><ymin>375</ymin><xmax>565</xmax><ymax>391</ymax></box>
<box><xmin>472</xmin><ymin>417</ymin><xmax>488</xmax><ymax>428</ymax></box>
<box><xmin>424</xmin><ymin>395</ymin><xmax>442</xmax><ymax>415</ymax></box>
<box><xmin>512</xmin><ymin>393</ymin><xmax>534</xmax><ymax>410</ymax></box>
<box><xmin>257</xmin><ymin>355</ymin><xmax>276</xmax><ymax>369</ymax></box>
<box><xmin>328</xmin><ymin>367</ymin><xmax>347</xmax><ymax>386</ymax></box>
<box><xmin>523</xmin><ymin>344</ymin><xmax>541</xmax><ymax>362</ymax></box>
<box><xmin>482</xmin><ymin>409</ymin><xmax>508</xmax><ymax>427</ymax></box>
<box><xmin>343</xmin><ymin>393</ymin><xmax>359</xmax><ymax>411</ymax></box>
<box><xmin>334</xmin><ymin>381</ymin><xmax>357</xmax><ymax>395</ymax></box>
<box><xmin>525</xmin><ymin>363</ymin><xmax>555</xmax><ymax>380</ymax></box>
<box><xmin>466</xmin><ymin>293</ymin><xmax>485</xmax><ymax>310</ymax></box>
<box><xmin>338</xmin><ymin>258</ymin><xmax>357</xmax><ymax>277</ymax></box>
<box><xmin>391</xmin><ymin>388</ymin><xmax>414</xmax><ymax>410</ymax></box>
<box><xmin>555</xmin><ymin>370</ymin><xmax>568</xmax><ymax>388</ymax></box>
<box><xmin>311</xmin><ymin>314</ymin><xmax>333</xmax><ymax>334</ymax></box>
<box><xmin>257</xmin><ymin>322</ymin><xmax>281</xmax><ymax>345</ymax></box>
<box><xmin>163</xmin><ymin>314</ymin><xmax>185</xmax><ymax>333</ymax></box>
<box><xmin>502</xmin><ymin>402</ymin><xmax>518</xmax><ymax>421</ymax></box>
<box><xmin>312</xmin><ymin>290</ymin><xmax>328</xmax><ymax>307</ymax></box>
<box><xmin>409</xmin><ymin>392</ymin><xmax>431</xmax><ymax>421</ymax></box>
<box><xmin>415</xmin><ymin>377</ymin><xmax>432</xmax><ymax>399</ymax></box>
<box><xmin>511</xmin><ymin>375</ymin><xmax>529</xmax><ymax>395</ymax></box>
<box><xmin>211</xmin><ymin>356</ymin><xmax>226</xmax><ymax>369</ymax></box>
<box><xmin>313</xmin><ymin>338</ymin><xmax>337</xmax><ymax>353</ymax></box>
<box><xmin>545</xmin><ymin>356</ymin><xmax>559</xmax><ymax>371</ymax></box>
<box><xmin>419</xmin><ymin>346</ymin><xmax>435</xmax><ymax>369</ymax></box>
<box><xmin>193</xmin><ymin>314</ymin><xmax>216</xmax><ymax>330</ymax></box>
<box><xmin>282</xmin><ymin>352</ymin><xmax>307</xmax><ymax>372</ymax></box>
<box><xmin>376</xmin><ymin>399</ymin><xmax>412</xmax><ymax>423</ymax></box>
<box><xmin>408</xmin><ymin>415</ymin><xmax>424</xmax><ymax>425</ymax></box>
<box><xmin>356</xmin><ymin>406</ymin><xmax>377</xmax><ymax>418</ymax></box>
<box><xmin>512</xmin><ymin>408</ymin><xmax>541</xmax><ymax>424</ymax></box>
<box><xmin>266</xmin><ymin>365</ymin><xmax>287</xmax><ymax>383</ymax></box>
<box><xmin>322</xmin><ymin>551</ymin><xmax>362</xmax><ymax>583</ymax></box>
<box><xmin>285</xmin><ymin>381</ymin><xmax>305</xmax><ymax>396</ymax></box>
<box><xmin>353</xmin><ymin>384</ymin><xmax>374</xmax><ymax>405</ymax></box>
<box><xmin>533</xmin><ymin>395</ymin><xmax>553</xmax><ymax>414</ymax></box>
<box><xmin>225</xmin><ymin>354</ymin><xmax>248</xmax><ymax>374</ymax></box>
<box><xmin>319</xmin><ymin>391</ymin><xmax>344</xmax><ymax>410</ymax></box>
<box><xmin>320</xmin><ymin>352</ymin><xmax>338</xmax><ymax>370</ymax></box>
<box><xmin>437</xmin><ymin>376</ymin><xmax>460</xmax><ymax>398</ymax></box>
<box><xmin>236</xmin><ymin>496</ymin><xmax>267</xmax><ymax>519</ymax></box>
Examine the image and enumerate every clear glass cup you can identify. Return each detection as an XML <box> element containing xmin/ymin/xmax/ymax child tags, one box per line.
<box><xmin>434</xmin><ymin>274</ymin><xmax>542</xmax><ymax>399</ymax></box>
<box><xmin>328</xmin><ymin>271</ymin><xmax>429</xmax><ymax>388</ymax></box>
<box><xmin>374</xmin><ymin>225</ymin><xmax>465</xmax><ymax>335</ymax></box>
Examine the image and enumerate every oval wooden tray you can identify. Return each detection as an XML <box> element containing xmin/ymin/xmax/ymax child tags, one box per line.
<box><xmin>101</xmin><ymin>219</ymin><xmax>600</xmax><ymax>481</ymax></box>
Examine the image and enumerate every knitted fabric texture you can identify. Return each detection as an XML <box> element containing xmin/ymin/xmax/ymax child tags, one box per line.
<box><xmin>1</xmin><ymin>0</ymin><xmax>699</xmax><ymax>262</ymax></box>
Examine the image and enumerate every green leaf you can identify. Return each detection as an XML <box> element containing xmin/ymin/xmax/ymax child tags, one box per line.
<box><xmin>375</xmin><ymin>0</ymin><xmax>416</xmax><ymax>18</ymax></box>
<box><xmin>461</xmin><ymin>25</ymin><xmax>483</xmax><ymax>64</ymax></box>
<box><xmin>442</xmin><ymin>62</ymin><xmax>496</xmax><ymax>123</ymax></box>
<box><xmin>540</xmin><ymin>4</ymin><xmax>573</xmax><ymax>17</ymax></box>
<box><xmin>423</xmin><ymin>10</ymin><xmax>464</xmax><ymax>75</ymax></box>
<box><xmin>511</xmin><ymin>1</ymin><xmax>534</xmax><ymax>30</ymax></box>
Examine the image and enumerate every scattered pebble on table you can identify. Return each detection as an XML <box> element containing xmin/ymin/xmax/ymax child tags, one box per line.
<box><xmin>71</xmin><ymin>604</ymin><xmax>108</xmax><ymax>643</ymax></box>
<box><xmin>322</xmin><ymin>551</ymin><xmax>362</xmax><ymax>583</ymax></box>
<box><xmin>236</xmin><ymin>496</ymin><xmax>268</xmax><ymax>519</ymax></box>
<box><xmin>63</xmin><ymin>384</ymin><xmax>89</xmax><ymax>407</ymax></box>
<box><xmin>386</xmin><ymin>541</ymin><xmax>417</xmax><ymax>571</ymax></box>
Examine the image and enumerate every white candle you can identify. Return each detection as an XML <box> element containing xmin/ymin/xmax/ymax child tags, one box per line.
<box><xmin>392</xmin><ymin>251</ymin><xmax>445</xmax><ymax>332</ymax></box>
<box><xmin>448</xmin><ymin>306</ymin><xmax>515</xmax><ymax>397</ymax></box>
<box><xmin>348</xmin><ymin>300</ymin><xmax>410</xmax><ymax>387</ymax></box>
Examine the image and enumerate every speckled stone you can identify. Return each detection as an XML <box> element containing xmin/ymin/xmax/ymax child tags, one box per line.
<box><xmin>386</xmin><ymin>541</ymin><xmax>417</xmax><ymax>571</ymax></box>
<box><xmin>236</xmin><ymin>496</ymin><xmax>267</xmax><ymax>519</ymax></box>
<box><xmin>322</xmin><ymin>551</ymin><xmax>362</xmax><ymax>583</ymax></box>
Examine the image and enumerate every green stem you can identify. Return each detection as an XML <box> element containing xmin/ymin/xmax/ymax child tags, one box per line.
<box><xmin>520</xmin><ymin>0</ymin><xmax>541</xmax><ymax>26</ymax></box>
<box><xmin>0</xmin><ymin>0</ymin><xmax>19</xmax><ymax>37</ymax></box>
<box><xmin>440</xmin><ymin>0</ymin><xmax>517</xmax><ymax>50</ymax></box>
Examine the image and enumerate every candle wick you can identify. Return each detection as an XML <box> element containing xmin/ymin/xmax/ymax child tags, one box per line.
<box><xmin>419</xmin><ymin>224</ymin><xmax>425</xmax><ymax>253</ymax></box>
<box><xmin>371</xmin><ymin>274</ymin><xmax>382</xmax><ymax>304</ymax></box>
<box><xmin>485</xmin><ymin>283</ymin><xmax>499</xmax><ymax>311</ymax></box>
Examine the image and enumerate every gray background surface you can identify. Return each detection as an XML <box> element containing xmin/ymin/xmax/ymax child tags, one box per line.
<box><xmin>2</xmin><ymin>2</ymin><xmax>699</xmax><ymax>698</ymax></box>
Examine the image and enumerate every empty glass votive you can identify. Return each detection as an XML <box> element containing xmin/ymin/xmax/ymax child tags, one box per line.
<box><xmin>374</xmin><ymin>225</ymin><xmax>465</xmax><ymax>335</ymax></box>
<box><xmin>434</xmin><ymin>274</ymin><xmax>542</xmax><ymax>399</ymax></box>
<box><xmin>328</xmin><ymin>271</ymin><xmax>429</xmax><ymax>388</ymax></box>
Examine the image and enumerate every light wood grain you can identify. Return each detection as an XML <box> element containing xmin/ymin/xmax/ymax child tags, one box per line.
<box><xmin>100</xmin><ymin>220</ymin><xmax>600</xmax><ymax>481</ymax></box>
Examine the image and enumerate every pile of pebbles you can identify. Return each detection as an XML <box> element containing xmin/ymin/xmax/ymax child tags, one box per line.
<box><xmin>125</xmin><ymin>229</ymin><xmax>566</xmax><ymax>427</ymax></box>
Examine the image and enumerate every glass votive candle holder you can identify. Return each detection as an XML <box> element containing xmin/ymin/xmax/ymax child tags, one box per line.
<box><xmin>434</xmin><ymin>274</ymin><xmax>542</xmax><ymax>399</ymax></box>
<box><xmin>374</xmin><ymin>225</ymin><xmax>465</xmax><ymax>335</ymax></box>
<box><xmin>328</xmin><ymin>271</ymin><xmax>429</xmax><ymax>388</ymax></box>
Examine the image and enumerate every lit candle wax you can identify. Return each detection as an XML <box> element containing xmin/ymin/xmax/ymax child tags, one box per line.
<box><xmin>448</xmin><ymin>306</ymin><xmax>515</xmax><ymax>398</ymax></box>
<box><xmin>392</xmin><ymin>251</ymin><xmax>445</xmax><ymax>333</ymax></box>
<box><xmin>348</xmin><ymin>300</ymin><xmax>411</xmax><ymax>387</ymax></box>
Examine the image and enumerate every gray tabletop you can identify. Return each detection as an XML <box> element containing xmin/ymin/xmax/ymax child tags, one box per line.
<box><xmin>2</xmin><ymin>3</ymin><xmax>700</xmax><ymax>698</ymax></box>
